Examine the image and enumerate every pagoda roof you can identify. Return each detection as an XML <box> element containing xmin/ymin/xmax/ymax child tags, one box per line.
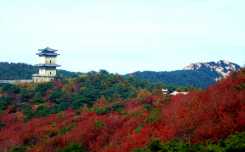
<box><xmin>35</xmin><ymin>64</ymin><xmax>61</xmax><ymax>67</ymax></box>
<box><xmin>37</xmin><ymin>47</ymin><xmax>60</xmax><ymax>56</ymax></box>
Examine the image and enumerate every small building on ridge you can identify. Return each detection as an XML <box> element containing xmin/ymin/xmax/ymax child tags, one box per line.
<box><xmin>32</xmin><ymin>47</ymin><xmax>61</xmax><ymax>83</ymax></box>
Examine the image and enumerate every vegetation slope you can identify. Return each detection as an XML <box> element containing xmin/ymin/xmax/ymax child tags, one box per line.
<box><xmin>0</xmin><ymin>69</ymin><xmax>244</xmax><ymax>152</ymax></box>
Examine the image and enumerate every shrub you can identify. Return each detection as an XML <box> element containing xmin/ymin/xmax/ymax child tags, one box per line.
<box><xmin>95</xmin><ymin>120</ymin><xmax>105</xmax><ymax>129</ymax></box>
<box><xmin>134</xmin><ymin>132</ymin><xmax>245</xmax><ymax>152</ymax></box>
<box><xmin>235</xmin><ymin>83</ymin><xmax>245</xmax><ymax>90</ymax></box>
<box><xmin>143</xmin><ymin>103</ymin><xmax>153</xmax><ymax>111</ymax></box>
<box><xmin>223</xmin><ymin>132</ymin><xmax>245</xmax><ymax>152</ymax></box>
<box><xmin>1</xmin><ymin>84</ymin><xmax>20</xmax><ymax>94</ymax></box>
<box><xmin>0</xmin><ymin>96</ymin><xmax>11</xmax><ymax>111</ymax></box>
<box><xmin>0</xmin><ymin>121</ymin><xmax>5</xmax><ymax>129</ymax></box>
<box><xmin>71</xmin><ymin>99</ymin><xmax>85</xmax><ymax>110</ymax></box>
<box><xmin>55</xmin><ymin>102</ymin><xmax>70</xmax><ymax>112</ymax></box>
<box><xmin>32</xmin><ymin>93</ymin><xmax>45</xmax><ymax>104</ymax></box>
<box><xmin>145</xmin><ymin>109</ymin><xmax>160</xmax><ymax>124</ymax></box>
<box><xmin>59</xmin><ymin>123</ymin><xmax>76</xmax><ymax>135</ymax></box>
<box><xmin>58</xmin><ymin>143</ymin><xmax>86</xmax><ymax>152</ymax></box>
<box><xmin>34</xmin><ymin>105</ymin><xmax>50</xmax><ymax>117</ymax></box>
<box><xmin>10</xmin><ymin>146</ymin><xmax>27</xmax><ymax>152</ymax></box>
<box><xmin>151</xmin><ymin>140</ymin><xmax>188</xmax><ymax>152</ymax></box>
<box><xmin>111</xmin><ymin>103</ymin><xmax>124</xmax><ymax>112</ymax></box>
<box><xmin>34</xmin><ymin>82</ymin><xmax>53</xmax><ymax>96</ymax></box>
<box><xmin>95</xmin><ymin>107</ymin><xmax>110</xmax><ymax>115</ymax></box>
<box><xmin>21</xmin><ymin>104</ymin><xmax>33</xmax><ymax>120</ymax></box>
<box><xmin>135</xmin><ymin>124</ymin><xmax>144</xmax><ymax>133</ymax></box>
<box><xmin>48</xmin><ymin>89</ymin><xmax>64</xmax><ymax>103</ymax></box>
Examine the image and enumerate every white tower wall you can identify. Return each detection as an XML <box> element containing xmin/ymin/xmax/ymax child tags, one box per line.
<box><xmin>39</xmin><ymin>68</ymin><xmax>56</xmax><ymax>76</ymax></box>
<box><xmin>39</xmin><ymin>56</ymin><xmax>57</xmax><ymax>64</ymax></box>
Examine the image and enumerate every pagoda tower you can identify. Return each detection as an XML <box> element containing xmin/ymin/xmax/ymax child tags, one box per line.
<box><xmin>32</xmin><ymin>47</ymin><xmax>60</xmax><ymax>83</ymax></box>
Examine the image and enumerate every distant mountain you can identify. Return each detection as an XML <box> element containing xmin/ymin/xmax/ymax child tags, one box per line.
<box><xmin>0</xmin><ymin>62</ymin><xmax>79</xmax><ymax>80</ymax></box>
<box><xmin>129</xmin><ymin>60</ymin><xmax>241</xmax><ymax>88</ymax></box>
<box><xmin>0</xmin><ymin>61</ymin><xmax>241</xmax><ymax>88</ymax></box>
<box><xmin>184</xmin><ymin>60</ymin><xmax>241</xmax><ymax>80</ymax></box>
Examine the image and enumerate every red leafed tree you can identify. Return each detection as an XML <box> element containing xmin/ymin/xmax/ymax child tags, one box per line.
<box><xmin>0</xmin><ymin>69</ymin><xmax>244</xmax><ymax>152</ymax></box>
<box><xmin>162</xmin><ymin>69</ymin><xmax>245</xmax><ymax>143</ymax></box>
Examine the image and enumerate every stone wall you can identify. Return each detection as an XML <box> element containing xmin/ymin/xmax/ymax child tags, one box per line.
<box><xmin>0</xmin><ymin>80</ymin><xmax>33</xmax><ymax>84</ymax></box>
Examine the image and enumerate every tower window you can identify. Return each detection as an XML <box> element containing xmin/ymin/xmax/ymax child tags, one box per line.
<box><xmin>50</xmin><ymin>60</ymin><xmax>51</xmax><ymax>64</ymax></box>
<box><xmin>50</xmin><ymin>72</ymin><xmax>52</xmax><ymax>75</ymax></box>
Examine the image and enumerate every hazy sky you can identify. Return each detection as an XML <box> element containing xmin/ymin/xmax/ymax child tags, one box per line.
<box><xmin>0</xmin><ymin>0</ymin><xmax>244</xmax><ymax>74</ymax></box>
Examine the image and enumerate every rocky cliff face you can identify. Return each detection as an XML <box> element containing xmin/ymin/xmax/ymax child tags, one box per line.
<box><xmin>184</xmin><ymin>60</ymin><xmax>241</xmax><ymax>80</ymax></box>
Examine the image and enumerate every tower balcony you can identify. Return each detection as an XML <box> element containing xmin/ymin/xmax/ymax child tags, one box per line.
<box><xmin>35</xmin><ymin>64</ymin><xmax>61</xmax><ymax>67</ymax></box>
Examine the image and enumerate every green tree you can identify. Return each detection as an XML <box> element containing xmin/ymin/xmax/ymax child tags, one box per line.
<box><xmin>0</xmin><ymin>96</ymin><xmax>11</xmax><ymax>111</ymax></box>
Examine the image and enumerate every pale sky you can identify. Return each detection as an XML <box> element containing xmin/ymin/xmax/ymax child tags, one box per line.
<box><xmin>0</xmin><ymin>0</ymin><xmax>244</xmax><ymax>74</ymax></box>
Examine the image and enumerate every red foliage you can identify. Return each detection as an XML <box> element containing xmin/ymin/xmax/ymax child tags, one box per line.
<box><xmin>162</xmin><ymin>69</ymin><xmax>245</xmax><ymax>143</ymax></box>
<box><xmin>0</xmin><ymin>70</ymin><xmax>244</xmax><ymax>152</ymax></box>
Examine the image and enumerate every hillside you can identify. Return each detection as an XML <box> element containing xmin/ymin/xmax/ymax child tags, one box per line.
<box><xmin>0</xmin><ymin>69</ymin><xmax>244</xmax><ymax>152</ymax></box>
<box><xmin>0</xmin><ymin>70</ymin><xmax>156</xmax><ymax>118</ymax></box>
<box><xmin>129</xmin><ymin>60</ymin><xmax>241</xmax><ymax>88</ymax></box>
<box><xmin>0</xmin><ymin>62</ymin><xmax>79</xmax><ymax>80</ymax></box>
<box><xmin>0</xmin><ymin>61</ymin><xmax>241</xmax><ymax>88</ymax></box>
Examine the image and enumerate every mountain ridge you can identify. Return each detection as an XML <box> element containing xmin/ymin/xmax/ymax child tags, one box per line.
<box><xmin>0</xmin><ymin>60</ymin><xmax>241</xmax><ymax>88</ymax></box>
<box><xmin>129</xmin><ymin>60</ymin><xmax>241</xmax><ymax>88</ymax></box>
<box><xmin>184</xmin><ymin>60</ymin><xmax>240</xmax><ymax>79</ymax></box>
